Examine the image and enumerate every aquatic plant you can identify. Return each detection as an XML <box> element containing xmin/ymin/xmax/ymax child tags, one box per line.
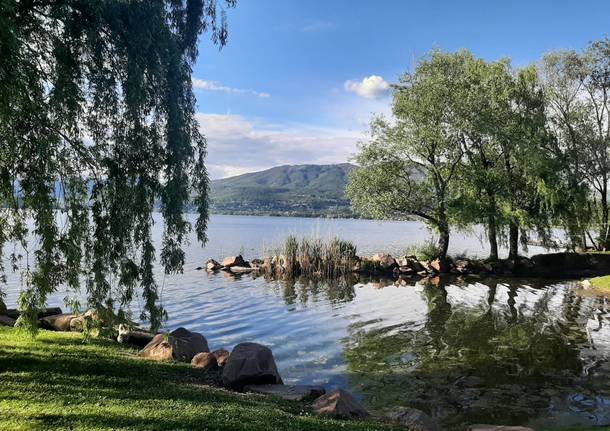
<box><xmin>404</xmin><ymin>238</ymin><xmax>440</xmax><ymax>261</ymax></box>
<box><xmin>272</xmin><ymin>236</ymin><xmax>358</xmax><ymax>279</ymax></box>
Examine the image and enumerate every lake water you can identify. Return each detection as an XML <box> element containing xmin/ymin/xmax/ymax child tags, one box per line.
<box><xmin>3</xmin><ymin>214</ymin><xmax>610</xmax><ymax>429</ymax></box>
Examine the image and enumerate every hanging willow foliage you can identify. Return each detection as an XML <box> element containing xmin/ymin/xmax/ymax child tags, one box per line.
<box><xmin>0</xmin><ymin>0</ymin><xmax>236</xmax><ymax>334</ymax></box>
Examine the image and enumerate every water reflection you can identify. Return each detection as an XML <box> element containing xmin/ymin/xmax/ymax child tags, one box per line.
<box><xmin>336</xmin><ymin>276</ymin><xmax>610</xmax><ymax>429</ymax></box>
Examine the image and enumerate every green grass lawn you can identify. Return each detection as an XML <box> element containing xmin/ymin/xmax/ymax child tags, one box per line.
<box><xmin>589</xmin><ymin>275</ymin><xmax>610</xmax><ymax>290</ymax></box>
<box><xmin>0</xmin><ymin>327</ymin><xmax>397</xmax><ymax>431</ymax></box>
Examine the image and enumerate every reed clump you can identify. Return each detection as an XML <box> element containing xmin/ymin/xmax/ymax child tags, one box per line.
<box><xmin>269</xmin><ymin>235</ymin><xmax>358</xmax><ymax>278</ymax></box>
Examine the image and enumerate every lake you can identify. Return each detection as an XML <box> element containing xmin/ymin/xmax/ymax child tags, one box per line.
<box><xmin>3</xmin><ymin>214</ymin><xmax>609</xmax><ymax>429</ymax></box>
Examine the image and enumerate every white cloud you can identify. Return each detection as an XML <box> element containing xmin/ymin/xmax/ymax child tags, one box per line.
<box><xmin>301</xmin><ymin>20</ymin><xmax>335</xmax><ymax>32</ymax></box>
<box><xmin>192</xmin><ymin>79</ymin><xmax>270</xmax><ymax>98</ymax></box>
<box><xmin>196</xmin><ymin>113</ymin><xmax>363</xmax><ymax>179</ymax></box>
<box><xmin>344</xmin><ymin>75</ymin><xmax>391</xmax><ymax>99</ymax></box>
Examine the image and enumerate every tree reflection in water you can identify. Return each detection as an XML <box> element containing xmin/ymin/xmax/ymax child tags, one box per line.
<box><xmin>336</xmin><ymin>276</ymin><xmax>609</xmax><ymax>430</ymax></box>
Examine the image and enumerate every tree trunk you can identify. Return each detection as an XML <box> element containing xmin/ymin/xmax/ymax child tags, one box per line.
<box><xmin>602</xmin><ymin>182</ymin><xmax>609</xmax><ymax>250</ymax></box>
<box><xmin>437</xmin><ymin>224</ymin><xmax>450</xmax><ymax>263</ymax></box>
<box><xmin>488</xmin><ymin>214</ymin><xmax>498</xmax><ymax>261</ymax></box>
<box><xmin>508</xmin><ymin>222</ymin><xmax>519</xmax><ymax>260</ymax></box>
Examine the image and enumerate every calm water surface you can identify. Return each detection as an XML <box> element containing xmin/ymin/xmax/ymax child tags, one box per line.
<box><xmin>3</xmin><ymin>215</ymin><xmax>609</xmax><ymax>429</ymax></box>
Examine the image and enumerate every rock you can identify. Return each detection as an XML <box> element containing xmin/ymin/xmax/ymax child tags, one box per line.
<box><xmin>191</xmin><ymin>352</ymin><xmax>218</xmax><ymax>369</ymax></box>
<box><xmin>398</xmin><ymin>256</ymin><xmax>426</xmax><ymax>273</ymax></box>
<box><xmin>117</xmin><ymin>324</ymin><xmax>155</xmax><ymax>348</ymax></box>
<box><xmin>430</xmin><ymin>259</ymin><xmax>447</xmax><ymax>273</ymax></box>
<box><xmin>212</xmin><ymin>348</ymin><xmax>230</xmax><ymax>367</ymax></box>
<box><xmin>385</xmin><ymin>407</ymin><xmax>440</xmax><ymax>431</ymax></box>
<box><xmin>468</xmin><ymin>426</ymin><xmax>534</xmax><ymax>431</ymax></box>
<box><xmin>0</xmin><ymin>315</ymin><xmax>16</xmax><ymax>327</ymax></box>
<box><xmin>372</xmin><ymin>254</ymin><xmax>397</xmax><ymax>271</ymax></box>
<box><xmin>40</xmin><ymin>314</ymin><xmax>76</xmax><ymax>331</ymax></box>
<box><xmin>312</xmin><ymin>388</ymin><xmax>369</xmax><ymax>419</ymax></box>
<box><xmin>5</xmin><ymin>307</ymin><xmax>63</xmax><ymax>320</ymax></box>
<box><xmin>70</xmin><ymin>309</ymin><xmax>99</xmax><ymax>332</ymax></box>
<box><xmin>140</xmin><ymin>327</ymin><xmax>209</xmax><ymax>362</ymax></box>
<box><xmin>230</xmin><ymin>266</ymin><xmax>254</xmax><ymax>274</ymax></box>
<box><xmin>221</xmin><ymin>342</ymin><xmax>282</xmax><ymax>390</ymax></box>
<box><xmin>206</xmin><ymin>259</ymin><xmax>222</xmax><ymax>271</ymax></box>
<box><xmin>244</xmin><ymin>384</ymin><xmax>325</xmax><ymax>401</ymax></box>
<box><xmin>453</xmin><ymin>259</ymin><xmax>472</xmax><ymax>274</ymax></box>
<box><xmin>222</xmin><ymin>255</ymin><xmax>246</xmax><ymax>269</ymax></box>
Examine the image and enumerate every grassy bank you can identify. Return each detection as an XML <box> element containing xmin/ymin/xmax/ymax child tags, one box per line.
<box><xmin>0</xmin><ymin>327</ymin><xmax>395</xmax><ymax>431</ymax></box>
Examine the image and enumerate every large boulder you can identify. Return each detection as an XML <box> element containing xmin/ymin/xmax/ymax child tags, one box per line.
<box><xmin>222</xmin><ymin>255</ymin><xmax>246</xmax><ymax>269</ymax></box>
<box><xmin>191</xmin><ymin>352</ymin><xmax>217</xmax><ymax>370</ymax></box>
<box><xmin>222</xmin><ymin>342</ymin><xmax>282</xmax><ymax>390</ymax></box>
<box><xmin>0</xmin><ymin>315</ymin><xmax>15</xmax><ymax>327</ymax></box>
<box><xmin>312</xmin><ymin>388</ymin><xmax>369</xmax><ymax>419</ymax></box>
<box><xmin>212</xmin><ymin>348</ymin><xmax>231</xmax><ymax>367</ymax></box>
<box><xmin>140</xmin><ymin>327</ymin><xmax>209</xmax><ymax>362</ymax></box>
<box><xmin>206</xmin><ymin>259</ymin><xmax>222</xmax><ymax>271</ymax></box>
<box><xmin>385</xmin><ymin>407</ymin><xmax>440</xmax><ymax>431</ymax></box>
<box><xmin>40</xmin><ymin>314</ymin><xmax>76</xmax><ymax>332</ymax></box>
<box><xmin>372</xmin><ymin>254</ymin><xmax>397</xmax><ymax>271</ymax></box>
<box><xmin>117</xmin><ymin>325</ymin><xmax>155</xmax><ymax>348</ymax></box>
<box><xmin>244</xmin><ymin>384</ymin><xmax>325</xmax><ymax>401</ymax></box>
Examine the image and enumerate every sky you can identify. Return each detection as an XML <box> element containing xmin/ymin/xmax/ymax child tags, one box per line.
<box><xmin>193</xmin><ymin>0</ymin><xmax>610</xmax><ymax>179</ymax></box>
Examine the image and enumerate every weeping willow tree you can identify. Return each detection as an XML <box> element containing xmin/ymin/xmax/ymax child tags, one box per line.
<box><xmin>0</xmin><ymin>0</ymin><xmax>236</xmax><ymax>334</ymax></box>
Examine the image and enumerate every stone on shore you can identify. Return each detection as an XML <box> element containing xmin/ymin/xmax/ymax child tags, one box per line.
<box><xmin>5</xmin><ymin>307</ymin><xmax>63</xmax><ymax>320</ymax></box>
<box><xmin>230</xmin><ymin>266</ymin><xmax>254</xmax><ymax>274</ymax></box>
<box><xmin>385</xmin><ymin>407</ymin><xmax>440</xmax><ymax>431</ymax></box>
<box><xmin>468</xmin><ymin>426</ymin><xmax>534</xmax><ymax>431</ymax></box>
<box><xmin>222</xmin><ymin>255</ymin><xmax>246</xmax><ymax>269</ymax></box>
<box><xmin>117</xmin><ymin>325</ymin><xmax>155</xmax><ymax>348</ymax></box>
<box><xmin>206</xmin><ymin>259</ymin><xmax>222</xmax><ymax>271</ymax></box>
<box><xmin>69</xmin><ymin>309</ymin><xmax>99</xmax><ymax>332</ymax></box>
<box><xmin>244</xmin><ymin>384</ymin><xmax>325</xmax><ymax>401</ymax></box>
<box><xmin>140</xmin><ymin>327</ymin><xmax>209</xmax><ymax>362</ymax></box>
<box><xmin>222</xmin><ymin>342</ymin><xmax>282</xmax><ymax>390</ymax></box>
<box><xmin>191</xmin><ymin>352</ymin><xmax>218</xmax><ymax>369</ymax></box>
<box><xmin>372</xmin><ymin>254</ymin><xmax>397</xmax><ymax>271</ymax></box>
<box><xmin>0</xmin><ymin>315</ymin><xmax>16</xmax><ymax>327</ymax></box>
<box><xmin>212</xmin><ymin>348</ymin><xmax>230</xmax><ymax>367</ymax></box>
<box><xmin>40</xmin><ymin>314</ymin><xmax>76</xmax><ymax>332</ymax></box>
<box><xmin>312</xmin><ymin>388</ymin><xmax>369</xmax><ymax>419</ymax></box>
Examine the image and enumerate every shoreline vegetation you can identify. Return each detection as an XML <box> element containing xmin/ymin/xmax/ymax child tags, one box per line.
<box><xmin>200</xmin><ymin>236</ymin><xmax>610</xmax><ymax>281</ymax></box>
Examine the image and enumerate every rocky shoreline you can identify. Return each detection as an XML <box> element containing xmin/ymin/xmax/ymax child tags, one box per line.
<box><xmin>200</xmin><ymin>251</ymin><xmax>610</xmax><ymax>280</ymax></box>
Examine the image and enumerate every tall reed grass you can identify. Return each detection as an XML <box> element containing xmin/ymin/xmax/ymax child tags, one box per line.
<box><xmin>273</xmin><ymin>235</ymin><xmax>358</xmax><ymax>278</ymax></box>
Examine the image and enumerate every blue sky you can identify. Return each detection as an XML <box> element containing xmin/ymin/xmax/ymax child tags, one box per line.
<box><xmin>193</xmin><ymin>0</ymin><xmax>610</xmax><ymax>178</ymax></box>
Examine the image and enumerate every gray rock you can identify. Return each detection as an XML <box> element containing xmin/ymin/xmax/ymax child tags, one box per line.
<box><xmin>229</xmin><ymin>266</ymin><xmax>254</xmax><ymax>274</ymax></box>
<box><xmin>0</xmin><ymin>315</ymin><xmax>16</xmax><ymax>327</ymax></box>
<box><xmin>244</xmin><ymin>384</ymin><xmax>325</xmax><ymax>401</ymax></box>
<box><xmin>222</xmin><ymin>342</ymin><xmax>282</xmax><ymax>390</ymax></box>
<box><xmin>40</xmin><ymin>314</ymin><xmax>76</xmax><ymax>331</ymax></box>
<box><xmin>312</xmin><ymin>388</ymin><xmax>369</xmax><ymax>419</ymax></box>
<box><xmin>222</xmin><ymin>255</ymin><xmax>246</xmax><ymax>268</ymax></box>
<box><xmin>140</xmin><ymin>327</ymin><xmax>209</xmax><ymax>362</ymax></box>
<box><xmin>206</xmin><ymin>259</ymin><xmax>222</xmax><ymax>271</ymax></box>
<box><xmin>385</xmin><ymin>407</ymin><xmax>440</xmax><ymax>431</ymax></box>
<box><xmin>191</xmin><ymin>352</ymin><xmax>218</xmax><ymax>369</ymax></box>
<box><xmin>212</xmin><ymin>348</ymin><xmax>230</xmax><ymax>367</ymax></box>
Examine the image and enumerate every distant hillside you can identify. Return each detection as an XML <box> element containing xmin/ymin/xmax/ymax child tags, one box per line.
<box><xmin>210</xmin><ymin>163</ymin><xmax>356</xmax><ymax>217</ymax></box>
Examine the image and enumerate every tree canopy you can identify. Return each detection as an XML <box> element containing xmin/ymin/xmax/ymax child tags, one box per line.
<box><xmin>0</xmin><ymin>0</ymin><xmax>236</xmax><ymax>334</ymax></box>
<box><xmin>349</xmin><ymin>40</ymin><xmax>610</xmax><ymax>260</ymax></box>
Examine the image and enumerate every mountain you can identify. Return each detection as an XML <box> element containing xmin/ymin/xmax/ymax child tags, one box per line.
<box><xmin>210</xmin><ymin>163</ymin><xmax>357</xmax><ymax>217</ymax></box>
